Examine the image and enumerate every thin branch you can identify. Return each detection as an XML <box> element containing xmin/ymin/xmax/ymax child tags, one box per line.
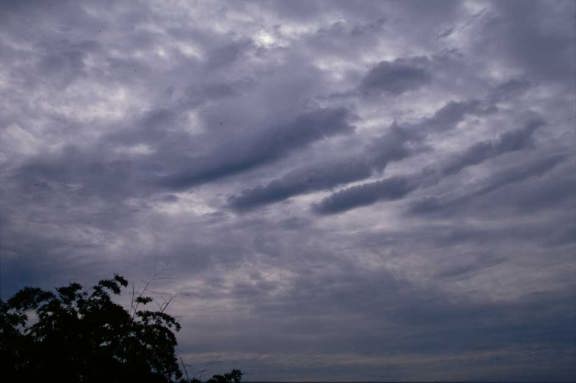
<box><xmin>179</xmin><ymin>357</ymin><xmax>190</xmax><ymax>382</ymax></box>
<box><xmin>130</xmin><ymin>283</ymin><xmax>136</xmax><ymax>318</ymax></box>
<box><xmin>160</xmin><ymin>294</ymin><xmax>176</xmax><ymax>313</ymax></box>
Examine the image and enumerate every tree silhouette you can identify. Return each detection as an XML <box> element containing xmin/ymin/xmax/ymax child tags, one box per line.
<box><xmin>0</xmin><ymin>275</ymin><xmax>242</xmax><ymax>383</ymax></box>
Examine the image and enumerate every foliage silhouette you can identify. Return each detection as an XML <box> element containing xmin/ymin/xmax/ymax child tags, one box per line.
<box><xmin>0</xmin><ymin>275</ymin><xmax>242</xmax><ymax>383</ymax></box>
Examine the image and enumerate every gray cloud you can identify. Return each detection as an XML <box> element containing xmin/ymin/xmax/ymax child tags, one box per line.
<box><xmin>441</xmin><ymin>117</ymin><xmax>543</xmax><ymax>175</ymax></box>
<box><xmin>483</xmin><ymin>0</ymin><xmax>576</xmax><ymax>83</ymax></box>
<box><xmin>227</xmin><ymin>97</ymin><xmax>490</xmax><ymax>211</ymax></box>
<box><xmin>227</xmin><ymin>124</ymin><xmax>414</xmax><ymax>211</ymax></box>
<box><xmin>468</xmin><ymin>154</ymin><xmax>565</xmax><ymax>198</ymax></box>
<box><xmin>410</xmin><ymin>154</ymin><xmax>567</xmax><ymax>217</ymax></box>
<box><xmin>159</xmin><ymin>107</ymin><xmax>354</xmax><ymax>189</ymax></box>
<box><xmin>228</xmin><ymin>158</ymin><xmax>372</xmax><ymax>211</ymax></box>
<box><xmin>314</xmin><ymin>176</ymin><xmax>419</xmax><ymax>215</ymax></box>
<box><xmin>311</xmin><ymin>117</ymin><xmax>546</xmax><ymax>215</ymax></box>
<box><xmin>360</xmin><ymin>57</ymin><xmax>432</xmax><ymax>95</ymax></box>
<box><xmin>365</xmin><ymin>124</ymin><xmax>415</xmax><ymax>169</ymax></box>
<box><xmin>1</xmin><ymin>1</ymin><xmax>575</xmax><ymax>381</ymax></box>
<box><xmin>418</xmin><ymin>99</ymin><xmax>493</xmax><ymax>133</ymax></box>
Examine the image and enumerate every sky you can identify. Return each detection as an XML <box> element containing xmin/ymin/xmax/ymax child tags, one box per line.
<box><xmin>0</xmin><ymin>0</ymin><xmax>575</xmax><ymax>381</ymax></box>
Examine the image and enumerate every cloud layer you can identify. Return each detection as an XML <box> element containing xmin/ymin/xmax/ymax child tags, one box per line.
<box><xmin>1</xmin><ymin>0</ymin><xmax>575</xmax><ymax>380</ymax></box>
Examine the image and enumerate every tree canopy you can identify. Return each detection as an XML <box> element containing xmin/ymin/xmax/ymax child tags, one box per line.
<box><xmin>0</xmin><ymin>275</ymin><xmax>242</xmax><ymax>383</ymax></box>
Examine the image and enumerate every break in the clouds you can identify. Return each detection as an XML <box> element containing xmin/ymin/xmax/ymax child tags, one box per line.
<box><xmin>1</xmin><ymin>0</ymin><xmax>575</xmax><ymax>381</ymax></box>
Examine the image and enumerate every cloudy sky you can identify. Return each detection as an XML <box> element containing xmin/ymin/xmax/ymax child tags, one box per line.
<box><xmin>1</xmin><ymin>0</ymin><xmax>575</xmax><ymax>381</ymax></box>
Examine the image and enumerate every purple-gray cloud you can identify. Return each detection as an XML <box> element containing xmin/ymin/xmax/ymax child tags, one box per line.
<box><xmin>360</xmin><ymin>57</ymin><xmax>432</xmax><ymax>95</ymax></box>
<box><xmin>1</xmin><ymin>0</ymin><xmax>575</xmax><ymax>381</ymax></box>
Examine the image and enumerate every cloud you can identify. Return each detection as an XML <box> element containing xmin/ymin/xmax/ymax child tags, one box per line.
<box><xmin>365</xmin><ymin>124</ymin><xmax>415</xmax><ymax>169</ymax></box>
<box><xmin>227</xmin><ymin>124</ymin><xmax>414</xmax><ymax>211</ymax></box>
<box><xmin>310</xmin><ymin>117</ymin><xmax>545</xmax><ymax>215</ymax></box>
<box><xmin>314</xmin><ymin>176</ymin><xmax>419</xmax><ymax>215</ymax></box>
<box><xmin>1</xmin><ymin>1</ymin><xmax>575</xmax><ymax>381</ymax></box>
<box><xmin>228</xmin><ymin>158</ymin><xmax>371</xmax><ymax>211</ymax></box>
<box><xmin>482</xmin><ymin>1</ymin><xmax>576</xmax><ymax>83</ymax></box>
<box><xmin>360</xmin><ymin>57</ymin><xmax>432</xmax><ymax>95</ymax></box>
<box><xmin>410</xmin><ymin>154</ymin><xmax>566</xmax><ymax>216</ymax></box>
<box><xmin>441</xmin><ymin>118</ymin><xmax>543</xmax><ymax>175</ymax></box>
<box><xmin>417</xmin><ymin>99</ymin><xmax>493</xmax><ymax>133</ymax></box>
<box><xmin>159</xmin><ymin>107</ymin><xmax>354</xmax><ymax>189</ymax></box>
<box><xmin>227</xmin><ymin>97</ymin><xmax>490</xmax><ymax>211</ymax></box>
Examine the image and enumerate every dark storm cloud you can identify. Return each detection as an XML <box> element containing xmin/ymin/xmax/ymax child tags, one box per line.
<box><xmin>464</xmin><ymin>154</ymin><xmax>566</xmax><ymax>199</ymax></box>
<box><xmin>410</xmin><ymin>154</ymin><xmax>567</xmax><ymax>217</ymax></box>
<box><xmin>441</xmin><ymin>118</ymin><xmax>543</xmax><ymax>175</ymax></box>
<box><xmin>360</xmin><ymin>57</ymin><xmax>432</xmax><ymax>95</ymax></box>
<box><xmin>314</xmin><ymin>176</ymin><xmax>418</xmax><ymax>215</ymax></box>
<box><xmin>228</xmin><ymin>158</ymin><xmax>372</xmax><ymax>211</ymax></box>
<box><xmin>227</xmin><ymin>97</ymin><xmax>489</xmax><ymax>211</ymax></box>
<box><xmin>489</xmin><ymin>78</ymin><xmax>532</xmax><ymax>103</ymax></box>
<box><xmin>502</xmin><ymin>163</ymin><xmax>576</xmax><ymax>213</ymax></box>
<box><xmin>311</xmin><ymin>117</ymin><xmax>546</xmax><ymax>215</ymax></box>
<box><xmin>365</xmin><ymin>125</ymin><xmax>415</xmax><ymax>169</ymax></box>
<box><xmin>227</xmin><ymin>125</ymin><xmax>413</xmax><ymax>211</ymax></box>
<box><xmin>159</xmin><ymin>107</ymin><xmax>354</xmax><ymax>189</ymax></box>
<box><xmin>419</xmin><ymin>99</ymin><xmax>493</xmax><ymax>133</ymax></box>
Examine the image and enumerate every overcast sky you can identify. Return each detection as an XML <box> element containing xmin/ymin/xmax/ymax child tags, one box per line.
<box><xmin>1</xmin><ymin>0</ymin><xmax>575</xmax><ymax>381</ymax></box>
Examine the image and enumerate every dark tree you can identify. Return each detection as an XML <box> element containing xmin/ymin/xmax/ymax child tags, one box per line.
<box><xmin>0</xmin><ymin>275</ymin><xmax>242</xmax><ymax>383</ymax></box>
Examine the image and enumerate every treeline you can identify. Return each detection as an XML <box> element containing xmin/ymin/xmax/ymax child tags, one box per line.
<box><xmin>0</xmin><ymin>275</ymin><xmax>242</xmax><ymax>383</ymax></box>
